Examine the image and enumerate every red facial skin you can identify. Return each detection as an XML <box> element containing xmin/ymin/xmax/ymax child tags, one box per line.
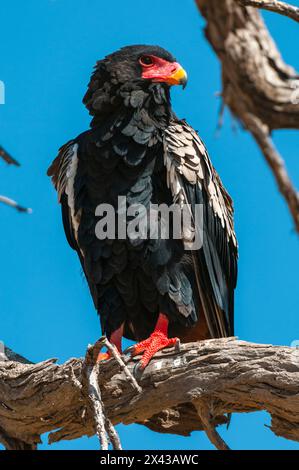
<box><xmin>140</xmin><ymin>55</ymin><xmax>183</xmax><ymax>84</ymax></box>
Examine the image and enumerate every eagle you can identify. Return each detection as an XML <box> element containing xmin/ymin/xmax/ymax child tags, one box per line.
<box><xmin>48</xmin><ymin>45</ymin><xmax>238</xmax><ymax>371</ymax></box>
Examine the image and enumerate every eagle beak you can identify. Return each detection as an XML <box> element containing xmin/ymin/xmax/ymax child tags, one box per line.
<box><xmin>166</xmin><ymin>66</ymin><xmax>188</xmax><ymax>89</ymax></box>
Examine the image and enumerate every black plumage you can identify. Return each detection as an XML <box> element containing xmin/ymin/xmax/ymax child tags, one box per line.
<box><xmin>48</xmin><ymin>45</ymin><xmax>238</xmax><ymax>346</ymax></box>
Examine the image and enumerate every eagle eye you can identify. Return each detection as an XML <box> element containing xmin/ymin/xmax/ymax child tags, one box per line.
<box><xmin>139</xmin><ymin>55</ymin><xmax>154</xmax><ymax>67</ymax></box>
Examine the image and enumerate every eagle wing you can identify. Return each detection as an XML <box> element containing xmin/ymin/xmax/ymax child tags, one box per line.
<box><xmin>164</xmin><ymin>120</ymin><xmax>238</xmax><ymax>337</ymax></box>
<box><xmin>47</xmin><ymin>139</ymin><xmax>107</xmax><ymax>312</ymax></box>
<box><xmin>47</xmin><ymin>140</ymin><xmax>81</xmax><ymax>251</ymax></box>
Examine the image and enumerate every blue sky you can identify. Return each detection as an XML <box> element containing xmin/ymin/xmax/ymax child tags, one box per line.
<box><xmin>0</xmin><ymin>0</ymin><xmax>298</xmax><ymax>450</ymax></box>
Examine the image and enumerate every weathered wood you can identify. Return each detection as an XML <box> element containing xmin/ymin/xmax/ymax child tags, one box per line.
<box><xmin>196</xmin><ymin>0</ymin><xmax>299</xmax><ymax>130</ymax></box>
<box><xmin>239</xmin><ymin>0</ymin><xmax>299</xmax><ymax>23</ymax></box>
<box><xmin>0</xmin><ymin>338</ymin><xmax>298</xmax><ymax>449</ymax></box>
<box><xmin>195</xmin><ymin>0</ymin><xmax>299</xmax><ymax>232</ymax></box>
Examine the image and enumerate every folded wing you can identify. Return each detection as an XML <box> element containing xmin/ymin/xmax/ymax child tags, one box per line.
<box><xmin>164</xmin><ymin>120</ymin><xmax>238</xmax><ymax>337</ymax></box>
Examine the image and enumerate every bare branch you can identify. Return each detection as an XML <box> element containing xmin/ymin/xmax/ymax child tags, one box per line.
<box><xmin>84</xmin><ymin>339</ymin><xmax>125</xmax><ymax>450</ymax></box>
<box><xmin>0</xmin><ymin>146</ymin><xmax>20</xmax><ymax>166</ymax></box>
<box><xmin>102</xmin><ymin>338</ymin><xmax>142</xmax><ymax>394</ymax></box>
<box><xmin>0</xmin><ymin>195</ymin><xmax>32</xmax><ymax>214</ymax></box>
<box><xmin>238</xmin><ymin>0</ymin><xmax>299</xmax><ymax>23</ymax></box>
<box><xmin>194</xmin><ymin>400</ymin><xmax>230</xmax><ymax>450</ymax></box>
<box><xmin>0</xmin><ymin>146</ymin><xmax>31</xmax><ymax>213</ymax></box>
<box><xmin>0</xmin><ymin>338</ymin><xmax>298</xmax><ymax>450</ymax></box>
<box><xmin>86</xmin><ymin>360</ymin><xmax>111</xmax><ymax>449</ymax></box>
<box><xmin>195</xmin><ymin>0</ymin><xmax>299</xmax><ymax>231</ymax></box>
<box><xmin>244</xmin><ymin>114</ymin><xmax>299</xmax><ymax>232</ymax></box>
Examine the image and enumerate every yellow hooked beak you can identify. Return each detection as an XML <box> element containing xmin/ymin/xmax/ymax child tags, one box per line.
<box><xmin>166</xmin><ymin>67</ymin><xmax>188</xmax><ymax>88</ymax></box>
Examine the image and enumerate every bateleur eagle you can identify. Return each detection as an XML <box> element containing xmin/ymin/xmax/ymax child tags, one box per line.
<box><xmin>48</xmin><ymin>45</ymin><xmax>238</xmax><ymax>370</ymax></box>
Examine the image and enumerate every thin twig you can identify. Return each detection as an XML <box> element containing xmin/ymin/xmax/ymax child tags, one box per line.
<box><xmin>104</xmin><ymin>338</ymin><xmax>142</xmax><ymax>394</ymax></box>
<box><xmin>238</xmin><ymin>0</ymin><xmax>299</xmax><ymax>23</ymax></box>
<box><xmin>0</xmin><ymin>195</ymin><xmax>32</xmax><ymax>213</ymax></box>
<box><xmin>104</xmin><ymin>418</ymin><xmax>122</xmax><ymax>450</ymax></box>
<box><xmin>194</xmin><ymin>400</ymin><xmax>230</xmax><ymax>451</ymax></box>
<box><xmin>86</xmin><ymin>361</ymin><xmax>109</xmax><ymax>449</ymax></box>
<box><xmin>84</xmin><ymin>337</ymin><xmax>142</xmax><ymax>449</ymax></box>
<box><xmin>85</xmin><ymin>339</ymin><xmax>123</xmax><ymax>450</ymax></box>
<box><xmin>0</xmin><ymin>146</ymin><xmax>20</xmax><ymax>166</ymax></box>
<box><xmin>215</xmin><ymin>92</ymin><xmax>226</xmax><ymax>136</ymax></box>
<box><xmin>0</xmin><ymin>147</ymin><xmax>31</xmax><ymax>214</ymax></box>
<box><xmin>244</xmin><ymin>114</ymin><xmax>299</xmax><ymax>232</ymax></box>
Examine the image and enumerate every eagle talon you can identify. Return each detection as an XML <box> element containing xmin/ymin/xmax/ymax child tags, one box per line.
<box><xmin>123</xmin><ymin>345</ymin><xmax>135</xmax><ymax>356</ymax></box>
<box><xmin>128</xmin><ymin>332</ymin><xmax>179</xmax><ymax>370</ymax></box>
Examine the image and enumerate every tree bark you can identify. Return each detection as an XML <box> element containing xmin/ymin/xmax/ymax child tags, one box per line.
<box><xmin>0</xmin><ymin>338</ymin><xmax>298</xmax><ymax>449</ymax></box>
<box><xmin>194</xmin><ymin>0</ymin><xmax>299</xmax><ymax>232</ymax></box>
<box><xmin>195</xmin><ymin>0</ymin><xmax>299</xmax><ymax>130</ymax></box>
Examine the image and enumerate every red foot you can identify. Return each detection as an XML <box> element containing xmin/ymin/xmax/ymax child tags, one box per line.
<box><xmin>131</xmin><ymin>331</ymin><xmax>178</xmax><ymax>369</ymax></box>
<box><xmin>129</xmin><ymin>313</ymin><xmax>179</xmax><ymax>369</ymax></box>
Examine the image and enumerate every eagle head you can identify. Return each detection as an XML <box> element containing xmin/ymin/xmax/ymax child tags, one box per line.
<box><xmin>83</xmin><ymin>45</ymin><xmax>187</xmax><ymax>118</ymax></box>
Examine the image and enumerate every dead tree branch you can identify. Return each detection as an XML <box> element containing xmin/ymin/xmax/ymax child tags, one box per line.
<box><xmin>0</xmin><ymin>195</ymin><xmax>32</xmax><ymax>213</ymax></box>
<box><xmin>244</xmin><ymin>114</ymin><xmax>299</xmax><ymax>230</ymax></box>
<box><xmin>0</xmin><ymin>145</ymin><xmax>32</xmax><ymax>213</ymax></box>
<box><xmin>238</xmin><ymin>0</ymin><xmax>299</xmax><ymax>23</ymax></box>
<box><xmin>0</xmin><ymin>338</ymin><xmax>298</xmax><ymax>450</ymax></box>
<box><xmin>194</xmin><ymin>400</ymin><xmax>230</xmax><ymax>451</ymax></box>
<box><xmin>0</xmin><ymin>146</ymin><xmax>20</xmax><ymax>166</ymax></box>
<box><xmin>195</xmin><ymin>0</ymin><xmax>299</xmax><ymax>231</ymax></box>
<box><xmin>84</xmin><ymin>337</ymin><xmax>137</xmax><ymax>450</ymax></box>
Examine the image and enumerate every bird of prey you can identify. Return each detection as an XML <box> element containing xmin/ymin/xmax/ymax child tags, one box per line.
<box><xmin>48</xmin><ymin>45</ymin><xmax>237</xmax><ymax>370</ymax></box>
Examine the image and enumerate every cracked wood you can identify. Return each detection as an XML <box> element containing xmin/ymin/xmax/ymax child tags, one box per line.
<box><xmin>0</xmin><ymin>338</ymin><xmax>298</xmax><ymax>448</ymax></box>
